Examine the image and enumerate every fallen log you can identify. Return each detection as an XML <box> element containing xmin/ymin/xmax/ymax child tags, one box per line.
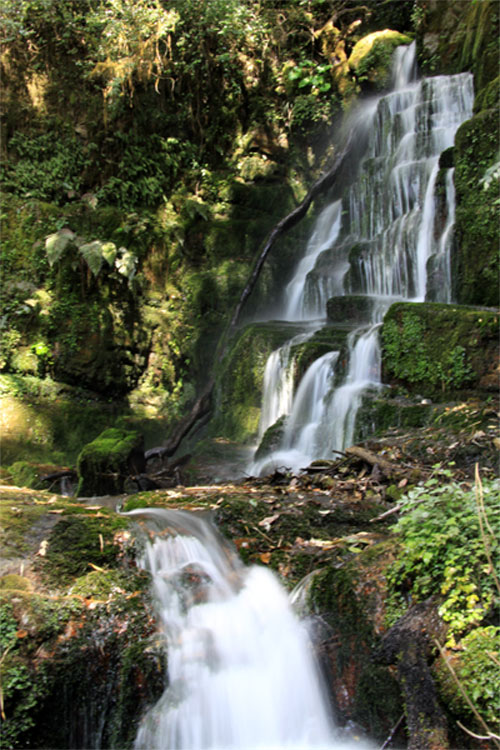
<box><xmin>345</xmin><ymin>445</ymin><xmax>398</xmax><ymax>477</ymax></box>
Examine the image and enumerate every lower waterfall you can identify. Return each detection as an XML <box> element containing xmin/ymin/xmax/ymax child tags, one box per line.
<box><xmin>129</xmin><ymin>508</ymin><xmax>373</xmax><ymax>750</ymax></box>
<box><xmin>248</xmin><ymin>42</ymin><xmax>473</xmax><ymax>475</ymax></box>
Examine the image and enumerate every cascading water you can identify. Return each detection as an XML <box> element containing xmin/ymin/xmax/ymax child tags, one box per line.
<box><xmin>250</xmin><ymin>42</ymin><xmax>473</xmax><ymax>475</ymax></box>
<box><xmin>130</xmin><ymin>508</ymin><xmax>373</xmax><ymax>750</ymax></box>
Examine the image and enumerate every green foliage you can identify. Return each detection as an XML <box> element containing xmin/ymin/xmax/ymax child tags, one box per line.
<box><xmin>287</xmin><ymin>60</ymin><xmax>332</xmax><ymax>94</ymax></box>
<box><xmin>0</xmin><ymin>330</ymin><xmax>21</xmax><ymax>370</ymax></box>
<box><xmin>1</xmin><ymin>129</ymin><xmax>88</xmax><ymax>205</ymax></box>
<box><xmin>44</xmin><ymin>229</ymin><xmax>137</xmax><ymax>284</ymax></box>
<box><xmin>386</xmin><ymin>470</ymin><xmax>499</xmax><ymax>643</ymax></box>
<box><xmin>437</xmin><ymin>626</ymin><xmax>500</xmax><ymax>732</ymax></box>
<box><xmin>381</xmin><ymin>304</ymin><xmax>490</xmax><ymax>395</ymax></box>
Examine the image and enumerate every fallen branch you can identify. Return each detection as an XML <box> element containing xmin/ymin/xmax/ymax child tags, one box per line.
<box><xmin>225</xmin><ymin>130</ymin><xmax>355</xmax><ymax>341</ymax></box>
<box><xmin>345</xmin><ymin>445</ymin><xmax>398</xmax><ymax>477</ymax></box>
<box><xmin>379</xmin><ymin>713</ymin><xmax>405</xmax><ymax>750</ymax></box>
<box><xmin>457</xmin><ymin>721</ymin><xmax>500</xmax><ymax>743</ymax></box>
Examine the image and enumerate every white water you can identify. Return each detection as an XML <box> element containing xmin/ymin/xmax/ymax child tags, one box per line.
<box><xmin>131</xmin><ymin>508</ymin><xmax>373</xmax><ymax>750</ymax></box>
<box><xmin>249</xmin><ymin>43</ymin><xmax>473</xmax><ymax>475</ymax></box>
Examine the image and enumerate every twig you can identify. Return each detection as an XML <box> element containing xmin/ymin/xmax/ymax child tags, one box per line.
<box><xmin>378</xmin><ymin>713</ymin><xmax>405</xmax><ymax>749</ymax></box>
<box><xmin>457</xmin><ymin>720</ymin><xmax>500</xmax><ymax>742</ymax></box>
<box><xmin>434</xmin><ymin>639</ymin><xmax>500</xmax><ymax>749</ymax></box>
<box><xmin>474</xmin><ymin>463</ymin><xmax>500</xmax><ymax>596</ymax></box>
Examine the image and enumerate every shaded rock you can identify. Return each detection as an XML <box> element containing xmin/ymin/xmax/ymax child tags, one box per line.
<box><xmin>377</xmin><ymin>600</ymin><xmax>449</xmax><ymax>750</ymax></box>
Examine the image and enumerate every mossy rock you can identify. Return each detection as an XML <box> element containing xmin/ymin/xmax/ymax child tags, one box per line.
<box><xmin>381</xmin><ymin>302</ymin><xmax>499</xmax><ymax>397</ymax></box>
<box><xmin>348</xmin><ymin>30</ymin><xmax>413</xmax><ymax>91</ymax></box>
<box><xmin>304</xmin><ymin>549</ymin><xmax>403</xmax><ymax>741</ymax></box>
<box><xmin>354</xmin><ymin>392</ymin><xmax>434</xmax><ymax>442</ymax></box>
<box><xmin>212</xmin><ymin>322</ymin><xmax>304</xmax><ymax>442</ymax></box>
<box><xmin>417</xmin><ymin>0</ymin><xmax>499</xmax><ymax>92</ymax></box>
<box><xmin>290</xmin><ymin>325</ymin><xmax>349</xmax><ymax>385</ymax></box>
<box><xmin>453</xmin><ymin>108</ymin><xmax>499</xmax><ymax>307</ymax></box>
<box><xmin>254</xmin><ymin>415</ymin><xmax>287</xmax><ymax>461</ymax></box>
<box><xmin>76</xmin><ymin>427</ymin><xmax>145</xmax><ymax>497</ymax></box>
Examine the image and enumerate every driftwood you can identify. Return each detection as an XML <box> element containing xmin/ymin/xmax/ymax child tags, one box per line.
<box><xmin>345</xmin><ymin>445</ymin><xmax>398</xmax><ymax>478</ymax></box>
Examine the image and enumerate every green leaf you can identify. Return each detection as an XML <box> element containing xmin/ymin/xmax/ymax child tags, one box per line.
<box><xmin>115</xmin><ymin>248</ymin><xmax>137</xmax><ymax>281</ymax></box>
<box><xmin>79</xmin><ymin>240</ymin><xmax>104</xmax><ymax>277</ymax></box>
<box><xmin>101</xmin><ymin>241</ymin><xmax>117</xmax><ymax>266</ymax></box>
<box><xmin>45</xmin><ymin>229</ymin><xmax>75</xmax><ymax>266</ymax></box>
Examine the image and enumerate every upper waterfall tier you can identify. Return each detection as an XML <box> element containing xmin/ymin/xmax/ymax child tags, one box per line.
<box><xmin>281</xmin><ymin>44</ymin><xmax>473</xmax><ymax>322</ymax></box>
<box><xmin>249</xmin><ymin>42</ymin><xmax>474</xmax><ymax>475</ymax></box>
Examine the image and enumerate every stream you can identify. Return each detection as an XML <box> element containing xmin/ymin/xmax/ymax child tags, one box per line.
<box><xmin>128</xmin><ymin>507</ymin><xmax>374</xmax><ymax>750</ymax></box>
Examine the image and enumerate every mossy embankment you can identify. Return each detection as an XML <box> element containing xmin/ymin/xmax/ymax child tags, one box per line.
<box><xmin>0</xmin><ymin>487</ymin><xmax>163</xmax><ymax>750</ymax></box>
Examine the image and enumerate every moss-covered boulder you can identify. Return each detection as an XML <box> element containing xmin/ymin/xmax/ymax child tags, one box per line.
<box><xmin>303</xmin><ymin>548</ymin><xmax>404</xmax><ymax>743</ymax></box>
<box><xmin>381</xmin><ymin>302</ymin><xmax>499</xmax><ymax>397</ymax></box>
<box><xmin>348</xmin><ymin>30</ymin><xmax>413</xmax><ymax>91</ymax></box>
<box><xmin>354</xmin><ymin>392</ymin><xmax>434</xmax><ymax>443</ymax></box>
<box><xmin>326</xmin><ymin>296</ymin><xmax>375</xmax><ymax>326</ymax></box>
<box><xmin>290</xmin><ymin>324</ymin><xmax>349</xmax><ymax>385</ymax></box>
<box><xmin>77</xmin><ymin>428</ymin><xmax>145</xmax><ymax>497</ymax></box>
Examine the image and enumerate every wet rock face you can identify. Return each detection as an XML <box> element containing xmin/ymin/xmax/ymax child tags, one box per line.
<box><xmin>377</xmin><ymin>601</ymin><xmax>449</xmax><ymax>750</ymax></box>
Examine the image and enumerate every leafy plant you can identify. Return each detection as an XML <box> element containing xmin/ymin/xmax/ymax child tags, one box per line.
<box><xmin>386</xmin><ymin>468</ymin><xmax>499</xmax><ymax>644</ymax></box>
<box><xmin>44</xmin><ymin>229</ymin><xmax>137</xmax><ymax>285</ymax></box>
<box><xmin>288</xmin><ymin>59</ymin><xmax>332</xmax><ymax>94</ymax></box>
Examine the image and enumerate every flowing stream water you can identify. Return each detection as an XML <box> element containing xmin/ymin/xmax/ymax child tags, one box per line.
<box><xmin>249</xmin><ymin>43</ymin><xmax>473</xmax><ymax>475</ymax></box>
<box><xmin>130</xmin><ymin>508</ymin><xmax>373</xmax><ymax>750</ymax></box>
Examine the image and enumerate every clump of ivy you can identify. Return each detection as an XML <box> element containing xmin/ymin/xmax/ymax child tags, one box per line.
<box><xmin>386</xmin><ymin>467</ymin><xmax>499</xmax><ymax>644</ymax></box>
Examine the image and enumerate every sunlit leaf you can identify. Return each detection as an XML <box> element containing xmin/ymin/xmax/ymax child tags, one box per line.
<box><xmin>45</xmin><ymin>229</ymin><xmax>75</xmax><ymax>265</ymax></box>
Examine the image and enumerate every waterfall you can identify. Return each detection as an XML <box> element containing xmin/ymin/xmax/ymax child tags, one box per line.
<box><xmin>130</xmin><ymin>508</ymin><xmax>373</xmax><ymax>750</ymax></box>
<box><xmin>250</xmin><ymin>42</ymin><xmax>473</xmax><ymax>475</ymax></box>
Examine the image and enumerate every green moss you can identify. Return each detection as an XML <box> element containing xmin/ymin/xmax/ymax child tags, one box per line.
<box><xmin>76</xmin><ymin>427</ymin><xmax>144</xmax><ymax>497</ymax></box>
<box><xmin>349</xmin><ymin>30</ymin><xmax>412</xmax><ymax>91</ymax></box>
<box><xmin>254</xmin><ymin>416</ymin><xmax>287</xmax><ymax>461</ymax></box>
<box><xmin>212</xmin><ymin>323</ymin><xmax>303</xmax><ymax>442</ymax></box>
<box><xmin>291</xmin><ymin>325</ymin><xmax>349</xmax><ymax>384</ymax></box>
<box><xmin>454</xmin><ymin>109</ymin><xmax>499</xmax><ymax>307</ymax></box>
<box><xmin>42</xmin><ymin>512</ymin><xmax>129</xmax><ymax>586</ymax></box>
<box><xmin>381</xmin><ymin>303</ymin><xmax>498</xmax><ymax>397</ymax></box>
<box><xmin>355</xmin><ymin>394</ymin><xmax>434</xmax><ymax>442</ymax></box>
